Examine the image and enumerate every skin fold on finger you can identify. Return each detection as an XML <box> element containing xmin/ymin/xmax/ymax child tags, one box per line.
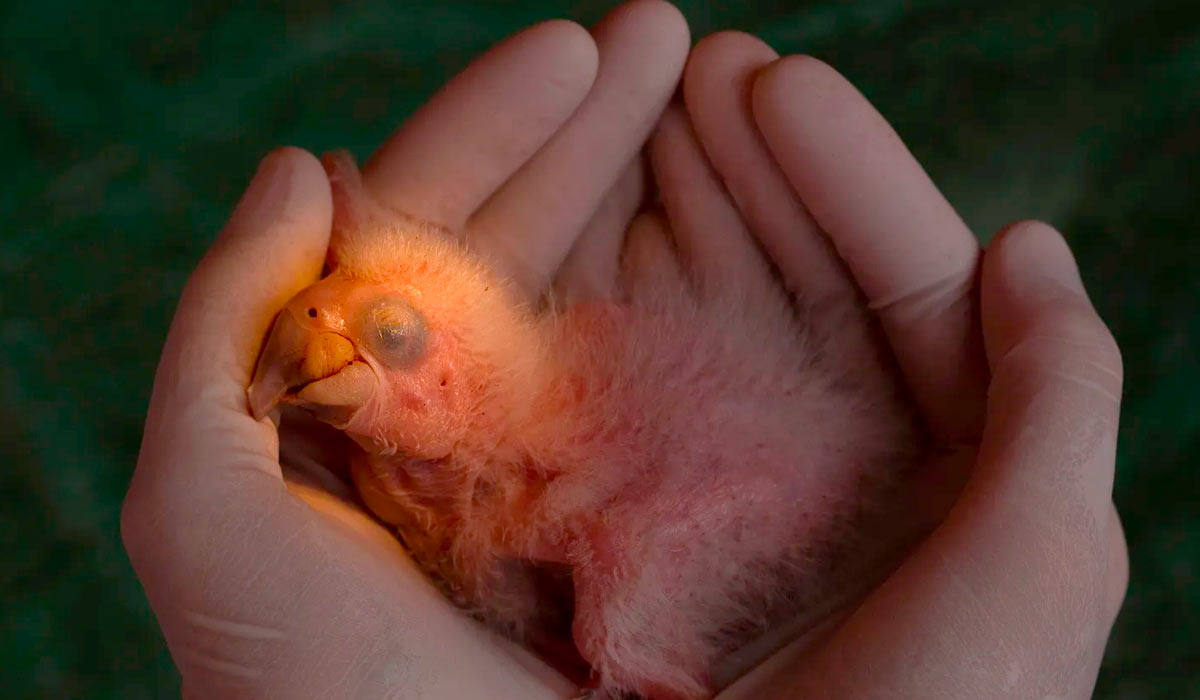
<box><xmin>552</xmin><ymin>154</ymin><xmax>646</xmax><ymax>306</ymax></box>
<box><xmin>753</xmin><ymin>55</ymin><xmax>989</xmax><ymax>445</ymax></box>
<box><xmin>362</xmin><ymin>20</ymin><xmax>599</xmax><ymax>230</ymax></box>
<box><xmin>760</xmin><ymin>220</ymin><xmax>1123</xmax><ymax>698</ymax></box>
<box><xmin>466</xmin><ymin>0</ymin><xmax>690</xmax><ymax>299</ymax></box>
<box><xmin>683</xmin><ymin>32</ymin><xmax>858</xmax><ymax>305</ymax></box>
<box><xmin>649</xmin><ymin>102</ymin><xmax>773</xmax><ymax>298</ymax></box>
<box><xmin>620</xmin><ymin>209</ymin><xmax>681</xmax><ymax>295</ymax></box>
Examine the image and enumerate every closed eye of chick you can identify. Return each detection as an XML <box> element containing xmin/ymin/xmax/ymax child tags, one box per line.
<box><xmin>249</xmin><ymin>151</ymin><xmax>930</xmax><ymax>700</ymax></box>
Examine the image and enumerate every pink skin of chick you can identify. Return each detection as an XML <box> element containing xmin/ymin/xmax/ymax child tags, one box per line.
<box><xmin>248</xmin><ymin>151</ymin><xmax>928</xmax><ymax>700</ymax></box>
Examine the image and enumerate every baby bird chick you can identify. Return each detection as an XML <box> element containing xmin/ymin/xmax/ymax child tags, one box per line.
<box><xmin>249</xmin><ymin>151</ymin><xmax>925</xmax><ymax>700</ymax></box>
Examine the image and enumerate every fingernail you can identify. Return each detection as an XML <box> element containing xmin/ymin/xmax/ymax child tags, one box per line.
<box><xmin>999</xmin><ymin>220</ymin><xmax>1087</xmax><ymax>298</ymax></box>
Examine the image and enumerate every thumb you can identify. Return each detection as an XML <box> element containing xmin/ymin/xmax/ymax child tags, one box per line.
<box><xmin>123</xmin><ymin>146</ymin><xmax>331</xmax><ymax>606</ymax></box>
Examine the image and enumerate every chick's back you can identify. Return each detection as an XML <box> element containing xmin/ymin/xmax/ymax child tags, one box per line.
<box><xmin>516</xmin><ymin>263</ymin><xmax>921</xmax><ymax>698</ymax></box>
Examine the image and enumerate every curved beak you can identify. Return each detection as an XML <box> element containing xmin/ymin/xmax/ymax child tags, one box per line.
<box><xmin>247</xmin><ymin>307</ymin><xmax>362</xmax><ymax>421</ymax></box>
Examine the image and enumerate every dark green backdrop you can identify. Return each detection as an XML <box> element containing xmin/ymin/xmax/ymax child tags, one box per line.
<box><xmin>2</xmin><ymin>1</ymin><xmax>1197</xmax><ymax>697</ymax></box>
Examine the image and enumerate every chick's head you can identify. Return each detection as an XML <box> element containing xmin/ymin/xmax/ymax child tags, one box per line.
<box><xmin>249</xmin><ymin>152</ymin><xmax>544</xmax><ymax>459</ymax></box>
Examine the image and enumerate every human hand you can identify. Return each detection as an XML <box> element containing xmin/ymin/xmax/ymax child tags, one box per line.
<box><xmin>121</xmin><ymin>2</ymin><xmax>688</xmax><ymax>697</ymax></box>
<box><xmin>653</xmin><ymin>33</ymin><xmax>1129</xmax><ymax>699</ymax></box>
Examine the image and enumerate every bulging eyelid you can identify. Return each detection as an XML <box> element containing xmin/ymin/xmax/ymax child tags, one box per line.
<box><xmin>359</xmin><ymin>295</ymin><xmax>428</xmax><ymax>368</ymax></box>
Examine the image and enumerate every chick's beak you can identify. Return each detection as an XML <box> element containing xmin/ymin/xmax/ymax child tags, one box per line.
<box><xmin>248</xmin><ymin>306</ymin><xmax>368</xmax><ymax>422</ymax></box>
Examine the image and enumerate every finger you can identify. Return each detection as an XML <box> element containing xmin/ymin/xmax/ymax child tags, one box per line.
<box><xmin>362</xmin><ymin>20</ymin><xmax>599</xmax><ymax>229</ymax></box>
<box><xmin>980</xmin><ymin>221</ymin><xmax>1122</xmax><ymax>523</ymax></box>
<box><xmin>649</xmin><ymin>102</ymin><xmax>771</xmax><ymax>296</ymax></box>
<box><xmin>752</xmin><ymin>56</ymin><xmax>988</xmax><ymax>443</ymax></box>
<box><xmin>127</xmin><ymin>147</ymin><xmax>332</xmax><ymax>505</ymax></box>
<box><xmin>621</xmin><ymin>209</ymin><xmax>681</xmax><ymax>294</ymax></box>
<box><xmin>468</xmin><ymin>0</ymin><xmax>689</xmax><ymax>297</ymax></box>
<box><xmin>553</xmin><ymin>155</ymin><xmax>645</xmax><ymax>304</ymax></box>
<box><xmin>782</xmin><ymin>220</ymin><xmax>1123</xmax><ymax>697</ymax></box>
<box><xmin>683</xmin><ymin>32</ymin><xmax>856</xmax><ymax>303</ymax></box>
<box><xmin>123</xmin><ymin>147</ymin><xmax>332</xmax><ymax>631</ymax></box>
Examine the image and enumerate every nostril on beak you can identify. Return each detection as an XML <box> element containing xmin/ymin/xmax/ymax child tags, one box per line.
<box><xmin>307</xmin><ymin>307</ymin><xmax>318</xmax><ymax>318</ymax></box>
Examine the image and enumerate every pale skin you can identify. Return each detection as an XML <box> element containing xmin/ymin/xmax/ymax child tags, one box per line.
<box><xmin>122</xmin><ymin>2</ymin><xmax>1128</xmax><ymax>698</ymax></box>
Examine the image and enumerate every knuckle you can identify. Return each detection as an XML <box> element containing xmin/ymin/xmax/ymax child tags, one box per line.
<box><xmin>869</xmin><ymin>260</ymin><xmax>977</xmax><ymax>323</ymax></box>
<box><xmin>1001</xmin><ymin>305</ymin><xmax>1124</xmax><ymax>399</ymax></box>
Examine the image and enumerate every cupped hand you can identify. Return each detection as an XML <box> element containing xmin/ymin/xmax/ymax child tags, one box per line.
<box><xmin>121</xmin><ymin>2</ymin><xmax>688</xmax><ymax>697</ymax></box>
<box><xmin>124</xmin><ymin>5</ymin><xmax>1128</xmax><ymax>697</ymax></box>
<box><xmin>649</xmin><ymin>33</ymin><xmax>1128</xmax><ymax>699</ymax></box>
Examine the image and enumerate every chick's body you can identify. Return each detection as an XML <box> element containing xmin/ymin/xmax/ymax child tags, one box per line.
<box><xmin>257</xmin><ymin>153</ymin><xmax>923</xmax><ymax>700</ymax></box>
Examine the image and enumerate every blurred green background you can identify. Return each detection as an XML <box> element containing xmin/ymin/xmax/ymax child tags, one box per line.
<box><xmin>2</xmin><ymin>0</ymin><xmax>1197</xmax><ymax>697</ymax></box>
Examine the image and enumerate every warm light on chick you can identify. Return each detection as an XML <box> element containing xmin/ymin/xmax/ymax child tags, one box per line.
<box><xmin>249</xmin><ymin>151</ymin><xmax>928</xmax><ymax>700</ymax></box>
